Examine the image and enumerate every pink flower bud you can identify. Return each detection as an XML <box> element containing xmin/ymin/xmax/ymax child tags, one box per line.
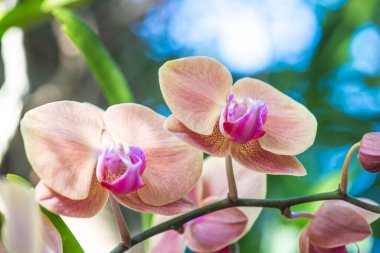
<box><xmin>96</xmin><ymin>144</ymin><xmax>146</xmax><ymax>194</ymax></box>
<box><xmin>358</xmin><ymin>132</ymin><xmax>380</xmax><ymax>173</ymax></box>
<box><xmin>219</xmin><ymin>93</ymin><xmax>268</xmax><ymax>144</ymax></box>
<box><xmin>310</xmin><ymin>244</ymin><xmax>348</xmax><ymax>253</ymax></box>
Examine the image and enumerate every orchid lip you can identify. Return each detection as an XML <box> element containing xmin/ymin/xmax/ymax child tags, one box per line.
<box><xmin>96</xmin><ymin>144</ymin><xmax>146</xmax><ymax>194</ymax></box>
<box><xmin>219</xmin><ymin>93</ymin><xmax>268</xmax><ymax>144</ymax></box>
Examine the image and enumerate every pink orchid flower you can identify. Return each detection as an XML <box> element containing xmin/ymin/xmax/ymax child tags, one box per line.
<box><xmin>20</xmin><ymin>101</ymin><xmax>202</xmax><ymax>217</ymax></box>
<box><xmin>358</xmin><ymin>132</ymin><xmax>380</xmax><ymax>173</ymax></box>
<box><xmin>159</xmin><ymin>56</ymin><xmax>317</xmax><ymax>176</ymax></box>
<box><xmin>0</xmin><ymin>180</ymin><xmax>62</xmax><ymax>253</ymax></box>
<box><xmin>299</xmin><ymin>200</ymin><xmax>379</xmax><ymax>253</ymax></box>
<box><xmin>150</xmin><ymin>156</ymin><xmax>266</xmax><ymax>253</ymax></box>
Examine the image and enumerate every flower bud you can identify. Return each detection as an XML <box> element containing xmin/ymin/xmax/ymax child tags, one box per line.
<box><xmin>219</xmin><ymin>94</ymin><xmax>268</xmax><ymax>144</ymax></box>
<box><xmin>358</xmin><ymin>132</ymin><xmax>380</xmax><ymax>173</ymax></box>
<box><xmin>310</xmin><ymin>244</ymin><xmax>348</xmax><ymax>253</ymax></box>
<box><xmin>96</xmin><ymin>144</ymin><xmax>146</xmax><ymax>194</ymax></box>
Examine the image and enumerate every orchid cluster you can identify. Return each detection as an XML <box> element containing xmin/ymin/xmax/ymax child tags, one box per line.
<box><xmin>2</xmin><ymin>56</ymin><xmax>380</xmax><ymax>253</ymax></box>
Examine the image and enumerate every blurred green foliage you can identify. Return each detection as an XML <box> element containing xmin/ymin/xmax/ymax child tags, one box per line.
<box><xmin>0</xmin><ymin>0</ymin><xmax>88</xmax><ymax>38</ymax></box>
<box><xmin>53</xmin><ymin>7</ymin><xmax>134</xmax><ymax>104</ymax></box>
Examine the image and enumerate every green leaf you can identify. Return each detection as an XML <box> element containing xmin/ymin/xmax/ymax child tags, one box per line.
<box><xmin>6</xmin><ymin>173</ymin><xmax>32</xmax><ymax>186</ymax></box>
<box><xmin>41</xmin><ymin>207</ymin><xmax>85</xmax><ymax>253</ymax></box>
<box><xmin>52</xmin><ymin>8</ymin><xmax>134</xmax><ymax>105</ymax></box>
<box><xmin>0</xmin><ymin>0</ymin><xmax>88</xmax><ymax>39</ymax></box>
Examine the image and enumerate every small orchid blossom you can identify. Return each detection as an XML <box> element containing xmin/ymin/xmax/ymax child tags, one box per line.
<box><xmin>150</xmin><ymin>156</ymin><xmax>266</xmax><ymax>253</ymax></box>
<box><xmin>159</xmin><ymin>56</ymin><xmax>317</xmax><ymax>176</ymax></box>
<box><xmin>0</xmin><ymin>180</ymin><xmax>63</xmax><ymax>253</ymax></box>
<box><xmin>299</xmin><ymin>200</ymin><xmax>380</xmax><ymax>253</ymax></box>
<box><xmin>20</xmin><ymin>101</ymin><xmax>202</xmax><ymax>217</ymax></box>
<box><xmin>358</xmin><ymin>132</ymin><xmax>380</xmax><ymax>173</ymax></box>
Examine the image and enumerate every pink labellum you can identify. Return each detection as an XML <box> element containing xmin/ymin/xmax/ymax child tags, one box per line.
<box><xmin>358</xmin><ymin>132</ymin><xmax>380</xmax><ymax>173</ymax></box>
<box><xmin>96</xmin><ymin>144</ymin><xmax>146</xmax><ymax>194</ymax></box>
<box><xmin>219</xmin><ymin>93</ymin><xmax>268</xmax><ymax>144</ymax></box>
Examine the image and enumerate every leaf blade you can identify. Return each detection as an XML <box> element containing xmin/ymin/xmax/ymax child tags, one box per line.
<box><xmin>52</xmin><ymin>7</ymin><xmax>134</xmax><ymax>104</ymax></box>
<box><xmin>41</xmin><ymin>207</ymin><xmax>85</xmax><ymax>253</ymax></box>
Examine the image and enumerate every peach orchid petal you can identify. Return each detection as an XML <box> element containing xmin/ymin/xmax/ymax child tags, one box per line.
<box><xmin>20</xmin><ymin>101</ymin><xmax>104</xmax><ymax>200</ymax></box>
<box><xmin>308</xmin><ymin>201</ymin><xmax>372</xmax><ymax>248</ymax></box>
<box><xmin>230</xmin><ymin>141</ymin><xmax>306</xmax><ymax>176</ymax></box>
<box><xmin>165</xmin><ymin>115</ymin><xmax>230</xmax><ymax>157</ymax></box>
<box><xmin>150</xmin><ymin>215</ymin><xmax>188</xmax><ymax>253</ymax></box>
<box><xmin>104</xmin><ymin>103</ymin><xmax>202</xmax><ymax>207</ymax></box>
<box><xmin>36</xmin><ymin>180</ymin><xmax>108</xmax><ymax>218</ymax></box>
<box><xmin>187</xmin><ymin>179</ymin><xmax>203</xmax><ymax>207</ymax></box>
<box><xmin>232</xmin><ymin>78</ymin><xmax>317</xmax><ymax>155</ymax></box>
<box><xmin>148</xmin><ymin>157</ymin><xmax>266</xmax><ymax>253</ymax></box>
<box><xmin>114</xmin><ymin>192</ymin><xmax>195</xmax><ymax>215</ymax></box>
<box><xmin>186</xmin><ymin>204</ymin><xmax>247</xmax><ymax>253</ymax></box>
<box><xmin>41</xmin><ymin>215</ymin><xmax>63</xmax><ymax>253</ymax></box>
<box><xmin>150</xmin><ymin>230</ymin><xmax>187</xmax><ymax>253</ymax></box>
<box><xmin>159</xmin><ymin>56</ymin><xmax>232</xmax><ymax>135</ymax></box>
<box><xmin>231</xmin><ymin>161</ymin><xmax>266</xmax><ymax>234</ymax></box>
<box><xmin>201</xmin><ymin>156</ymin><xmax>266</xmax><ymax>234</ymax></box>
<box><xmin>201</xmin><ymin>156</ymin><xmax>266</xmax><ymax>199</ymax></box>
<box><xmin>0</xmin><ymin>180</ymin><xmax>44</xmax><ymax>253</ymax></box>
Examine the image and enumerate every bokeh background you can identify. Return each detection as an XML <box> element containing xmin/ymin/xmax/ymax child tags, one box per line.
<box><xmin>0</xmin><ymin>0</ymin><xmax>380</xmax><ymax>252</ymax></box>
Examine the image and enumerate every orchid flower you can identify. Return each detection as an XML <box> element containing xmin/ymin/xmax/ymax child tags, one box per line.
<box><xmin>0</xmin><ymin>180</ymin><xmax>62</xmax><ymax>253</ymax></box>
<box><xmin>159</xmin><ymin>56</ymin><xmax>317</xmax><ymax>176</ymax></box>
<box><xmin>299</xmin><ymin>200</ymin><xmax>380</xmax><ymax>253</ymax></box>
<box><xmin>20</xmin><ymin>101</ymin><xmax>202</xmax><ymax>217</ymax></box>
<box><xmin>358</xmin><ymin>132</ymin><xmax>380</xmax><ymax>172</ymax></box>
<box><xmin>150</xmin><ymin>156</ymin><xmax>266</xmax><ymax>253</ymax></box>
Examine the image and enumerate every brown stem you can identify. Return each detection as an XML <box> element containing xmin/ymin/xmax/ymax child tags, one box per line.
<box><xmin>339</xmin><ymin>142</ymin><xmax>360</xmax><ymax>195</ymax></box>
<box><xmin>109</xmin><ymin>194</ymin><xmax>131</xmax><ymax>247</ymax></box>
<box><xmin>225</xmin><ymin>155</ymin><xmax>238</xmax><ymax>202</ymax></box>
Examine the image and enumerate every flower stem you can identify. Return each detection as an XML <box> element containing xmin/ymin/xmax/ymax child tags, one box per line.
<box><xmin>109</xmin><ymin>190</ymin><xmax>380</xmax><ymax>253</ymax></box>
<box><xmin>339</xmin><ymin>142</ymin><xmax>360</xmax><ymax>195</ymax></box>
<box><xmin>225</xmin><ymin>155</ymin><xmax>238</xmax><ymax>202</ymax></box>
<box><xmin>282</xmin><ymin>207</ymin><xmax>314</xmax><ymax>220</ymax></box>
<box><xmin>109</xmin><ymin>194</ymin><xmax>131</xmax><ymax>248</ymax></box>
